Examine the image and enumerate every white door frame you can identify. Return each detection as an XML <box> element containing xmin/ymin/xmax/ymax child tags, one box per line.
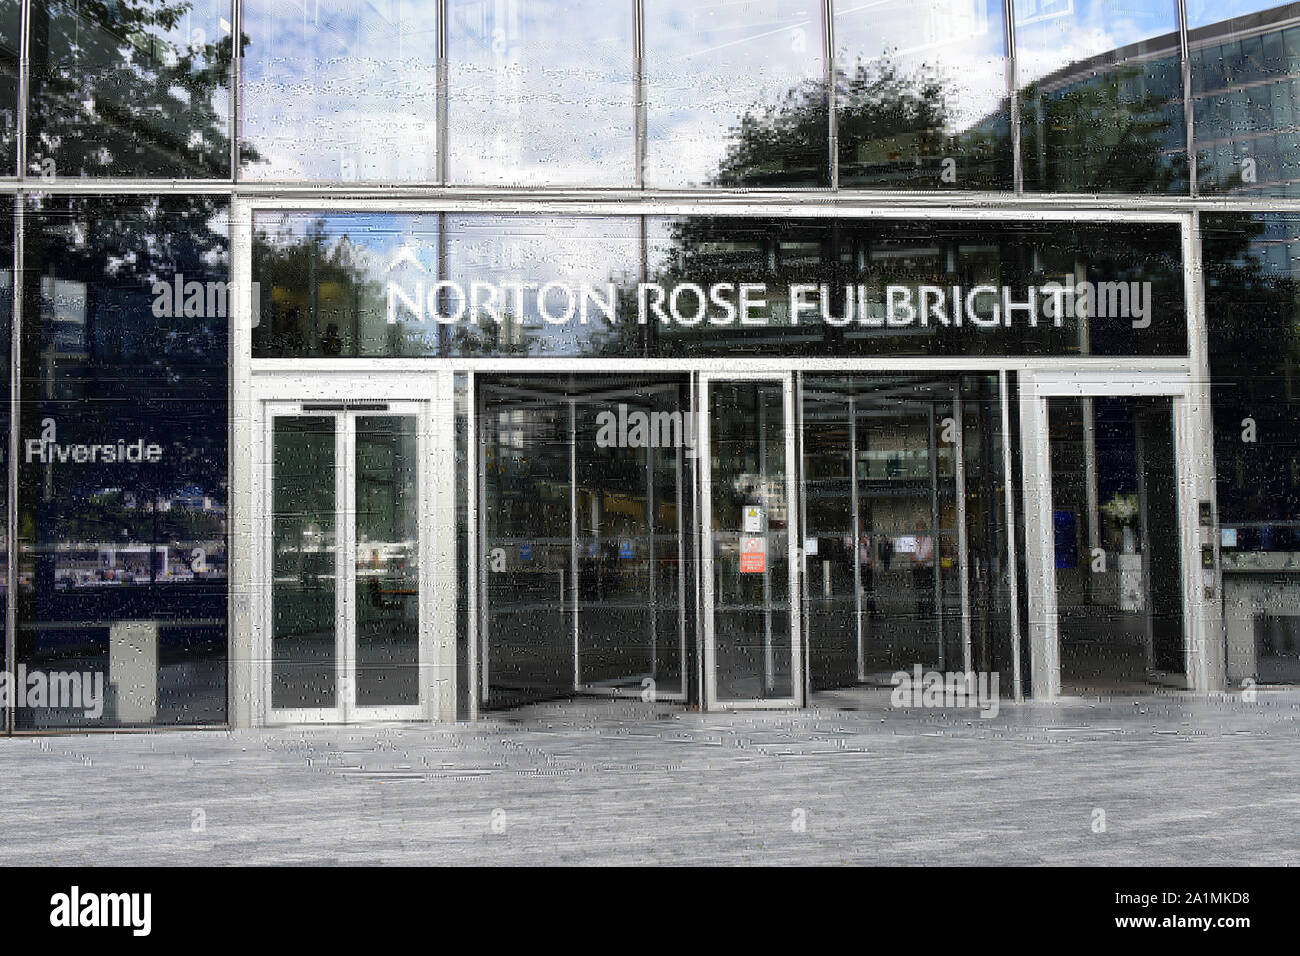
<box><xmin>698</xmin><ymin>370</ymin><xmax>803</xmax><ymax>710</ymax></box>
<box><xmin>1019</xmin><ymin>369</ymin><xmax>1215</xmax><ymax>699</ymax></box>
<box><xmin>249</xmin><ymin>371</ymin><xmax>457</xmax><ymax>725</ymax></box>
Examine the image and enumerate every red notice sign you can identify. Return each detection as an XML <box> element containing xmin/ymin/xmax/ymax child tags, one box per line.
<box><xmin>740</xmin><ymin>536</ymin><xmax>766</xmax><ymax>574</ymax></box>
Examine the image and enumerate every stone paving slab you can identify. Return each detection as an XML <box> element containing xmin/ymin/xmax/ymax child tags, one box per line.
<box><xmin>0</xmin><ymin>689</ymin><xmax>1297</xmax><ymax>866</ymax></box>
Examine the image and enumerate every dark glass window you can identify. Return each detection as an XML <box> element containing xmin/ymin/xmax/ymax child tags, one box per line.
<box><xmin>16</xmin><ymin>195</ymin><xmax>229</xmax><ymax>728</ymax></box>
<box><xmin>834</xmin><ymin>0</ymin><xmax>1011</xmax><ymax>190</ymax></box>
<box><xmin>1205</xmin><ymin>213</ymin><xmax>1300</xmax><ymax>535</ymax></box>
<box><xmin>447</xmin><ymin>0</ymin><xmax>635</xmax><ymax>186</ymax></box>
<box><xmin>27</xmin><ymin>0</ymin><xmax>233</xmax><ymax>178</ymax></box>
<box><xmin>645</xmin><ymin>216</ymin><xmax>1186</xmax><ymax>357</ymax></box>
<box><xmin>643</xmin><ymin>0</ymin><xmax>826</xmax><ymax>187</ymax></box>
<box><xmin>240</xmin><ymin>0</ymin><xmax>439</xmax><ymax>181</ymax></box>
<box><xmin>0</xmin><ymin>200</ymin><xmax>11</xmax><ymax>664</ymax></box>
<box><xmin>1015</xmin><ymin>0</ymin><xmax>1188</xmax><ymax>193</ymax></box>
<box><xmin>1190</xmin><ymin>3</ymin><xmax>1300</xmax><ymax>197</ymax></box>
<box><xmin>0</xmin><ymin>0</ymin><xmax>18</xmax><ymax>176</ymax></box>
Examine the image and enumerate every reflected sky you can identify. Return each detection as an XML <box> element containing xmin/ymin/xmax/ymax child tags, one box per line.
<box><xmin>241</xmin><ymin>0</ymin><xmax>439</xmax><ymax>181</ymax></box>
<box><xmin>1014</xmin><ymin>0</ymin><xmax>1179</xmax><ymax>84</ymax></box>
<box><xmin>835</xmin><ymin>0</ymin><xmax>1006</xmax><ymax>136</ymax></box>
<box><xmin>447</xmin><ymin>0</ymin><xmax>635</xmax><ymax>186</ymax></box>
<box><xmin>643</xmin><ymin>0</ymin><xmax>822</xmax><ymax>186</ymax></box>
<box><xmin>1187</xmin><ymin>0</ymin><xmax>1292</xmax><ymax>30</ymax></box>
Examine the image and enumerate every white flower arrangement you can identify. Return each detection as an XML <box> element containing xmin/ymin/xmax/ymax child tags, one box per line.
<box><xmin>1102</xmin><ymin>492</ymin><xmax>1139</xmax><ymax>526</ymax></box>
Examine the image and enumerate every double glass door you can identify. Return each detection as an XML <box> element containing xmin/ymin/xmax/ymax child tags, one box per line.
<box><xmin>265</xmin><ymin>401</ymin><xmax>428</xmax><ymax>723</ymax></box>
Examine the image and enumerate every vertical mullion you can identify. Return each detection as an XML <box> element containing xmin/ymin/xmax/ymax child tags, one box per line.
<box><xmin>437</xmin><ymin>0</ymin><xmax>449</xmax><ymax>184</ymax></box>
<box><xmin>1002</xmin><ymin>370</ymin><xmax>1022</xmax><ymax>701</ymax></box>
<box><xmin>954</xmin><ymin>386</ymin><xmax>972</xmax><ymax>674</ymax></box>
<box><xmin>849</xmin><ymin>391</ymin><xmax>862</xmax><ymax>681</ymax></box>
<box><xmin>929</xmin><ymin>402</ymin><xmax>942</xmax><ymax>669</ymax></box>
<box><xmin>1176</xmin><ymin>0</ymin><xmax>1197</xmax><ymax>196</ymax></box>
<box><xmin>823</xmin><ymin>0</ymin><xmax>836</xmax><ymax>189</ymax></box>
<box><xmin>6</xmin><ymin>193</ymin><xmax>20</xmax><ymax>734</ymax></box>
<box><xmin>338</xmin><ymin>412</ymin><xmax>354</xmax><ymax>721</ymax></box>
<box><xmin>1004</xmin><ymin>0</ymin><xmax>1022</xmax><ymax>194</ymax></box>
<box><xmin>17</xmin><ymin>0</ymin><xmax>29</xmax><ymax>179</ymax></box>
<box><xmin>633</xmin><ymin>0</ymin><xmax>645</xmax><ymax>189</ymax></box>
<box><xmin>569</xmin><ymin>399</ymin><xmax>579</xmax><ymax>691</ymax></box>
<box><xmin>788</xmin><ymin>372</ymin><xmax>803</xmax><ymax>706</ymax></box>
<box><xmin>465</xmin><ymin>372</ymin><xmax>478</xmax><ymax>719</ymax></box>
<box><xmin>230</xmin><ymin>0</ymin><xmax>240</xmax><ymax>180</ymax></box>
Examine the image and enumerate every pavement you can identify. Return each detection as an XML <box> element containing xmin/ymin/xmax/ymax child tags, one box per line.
<box><xmin>1</xmin><ymin>687</ymin><xmax>1298</xmax><ymax>866</ymax></box>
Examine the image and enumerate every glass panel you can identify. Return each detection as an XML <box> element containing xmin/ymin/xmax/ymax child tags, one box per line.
<box><xmin>1190</xmin><ymin>3</ymin><xmax>1300</xmax><ymax>197</ymax></box>
<box><xmin>1014</xmin><ymin>0</ymin><xmax>1187</xmax><ymax>193</ymax></box>
<box><xmin>643</xmin><ymin>0</ymin><xmax>826</xmax><ymax>187</ymax></box>
<box><xmin>834</xmin><ymin>0</ymin><xmax>1011</xmax><ymax>190</ymax></box>
<box><xmin>856</xmin><ymin>387</ymin><xmax>961</xmax><ymax>673</ymax></box>
<box><xmin>800</xmin><ymin>385</ymin><xmax>858</xmax><ymax>690</ymax></box>
<box><xmin>645</xmin><ymin>216</ymin><xmax>1188</xmax><ymax>358</ymax></box>
<box><xmin>241</xmin><ymin>0</ymin><xmax>440</xmax><ymax>181</ymax></box>
<box><xmin>27</xmin><ymin>0</ymin><xmax>233</xmax><ymax>178</ymax></box>
<box><xmin>0</xmin><ymin>0</ymin><xmax>19</xmax><ymax>175</ymax></box>
<box><xmin>354</xmin><ymin>415</ymin><xmax>420</xmax><ymax>707</ymax></box>
<box><xmin>445</xmin><ymin>214</ymin><xmax>642</xmax><ymax>357</ymax></box>
<box><xmin>480</xmin><ymin>390</ymin><xmax>573</xmax><ymax>706</ymax></box>
<box><xmin>1048</xmin><ymin>397</ymin><xmax>1185</xmax><ymax>691</ymax></box>
<box><xmin>17</xmin><ymin>195</ymin><xmax>229</xmax><ymax>729</ymax></box>
<box><xmin>710</xmin><ymin>380</ymin><xmax>793</xmax><ymax>702</ymax></box>
<box><xmin>447</xmin><ymin>0</ymin><xmax>635</xmax><ymax>186</ymax></box>
<box><xmin>0</xmin><ymin>200</ymin><xmax>10</xmax><ymax>673</ymax></box>
<box><xmin>272</xmin><ymin>416</ymin><xmax>337</xmax><ymax>710</ymax></box>
<box><xmin>574</xmin><ymin>384</ymin><xmax>686</xmax><ymax>697</ymax></box>
<box><xmin>802</xmin><ymin>373</ymin><xmax>1014</xmax><ymax>697</ymax></box>
<box><xmin>1187</xmin><ymin>0</ymin><xmax>1291</xmax><ymax>29</ymax></box>
<box><xmin>251</xmin><ymin>211</ymin><xmax>444</xmax><ymax>358</ymax></box>
<box><xmin>1204</xmin><ymin>213</ymin><xmax>1300</xmax><ymax>684</ymax></box>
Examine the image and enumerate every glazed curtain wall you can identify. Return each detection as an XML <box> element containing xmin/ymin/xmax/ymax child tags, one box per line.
<box><xmin>1206</xmin><ymin>213</ymin><xmax>1300</xmax><ymax>539</ymax></box>
<box><xmin>7</xmin><ymin>195</ymin><xmax>230</xmax><ymax>730</ymax></box>
<box><xmin>0</xmin><ymin>1</ymin><xmax>1295</xmax><ymax>193</ymax></box>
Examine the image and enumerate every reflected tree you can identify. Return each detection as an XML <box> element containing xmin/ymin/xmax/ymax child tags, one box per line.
<box><xmin>27</xmin><ymin>0</ymin><xmax>240</xmax><ymax>178</ymax></box>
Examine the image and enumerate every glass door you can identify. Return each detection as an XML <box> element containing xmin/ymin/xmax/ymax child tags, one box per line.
<box><xmin>1020</xmin><ymin>371</ymin><xmax>1205</xmax><ymax>698</ymax></box>
<box><xmin>265</xmin><ymin>401</ymin><xmax>427</xmax><ymax>723</ymax></box>
<box><xmin>699</xmin><ymin>373</ymin><xmax>801</xmax><ymax>709</ymax></box>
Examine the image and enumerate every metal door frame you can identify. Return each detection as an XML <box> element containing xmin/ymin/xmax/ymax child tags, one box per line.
<box><xmin>249</xmin><ymin>371</ymin><xmax>456</xmax><ymax>725</ymax></box>
<box><xmin>698</xmin><ymin>370</ymin><xmax>803</xmax><ymax>710</ymax></box>
<box><xmin>1019</xmin><ymin>369</ymin><xmax>1212</xmax><ymax>698</ymax></box>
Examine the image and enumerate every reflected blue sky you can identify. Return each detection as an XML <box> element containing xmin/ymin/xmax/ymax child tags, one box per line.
<box><xmin>241</xmin><ymin>0</ymin><xmax>439</xmax><ymax>181</ymax></box>
<box><xmin>835</xmin><ymin>0</ymin><xmax>1007</xmax><ymax>138</ymax></box>
<box><xmin>1187</xmin><ymin>0</ymin><xmax>1290</xmax><ymax>29</ymax></box>
<box><xmin>644</xmin><ymin>0</ymin><xmax>821</xmax><ymax>186</ymax></box>
<box><xmin>447</xmin><ymin>0</ymin><xmax>635</xmax><ymax>186</ymax></box>
<box><xmin>1014</xmin><ymin>0</ymin><xmax>1180</xmax><ymax>84</ymax></box>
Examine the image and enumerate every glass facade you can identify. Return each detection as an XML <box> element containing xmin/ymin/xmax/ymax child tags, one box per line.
<box><xmin>0</xmin><ymin>1</ymin><xmax>1299</xmax><ymax>729</ymax></box>
<box><xmin>15</xmin><ymin>195</ymin><xmax>229</xmax><ymax>728</ymax></box>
